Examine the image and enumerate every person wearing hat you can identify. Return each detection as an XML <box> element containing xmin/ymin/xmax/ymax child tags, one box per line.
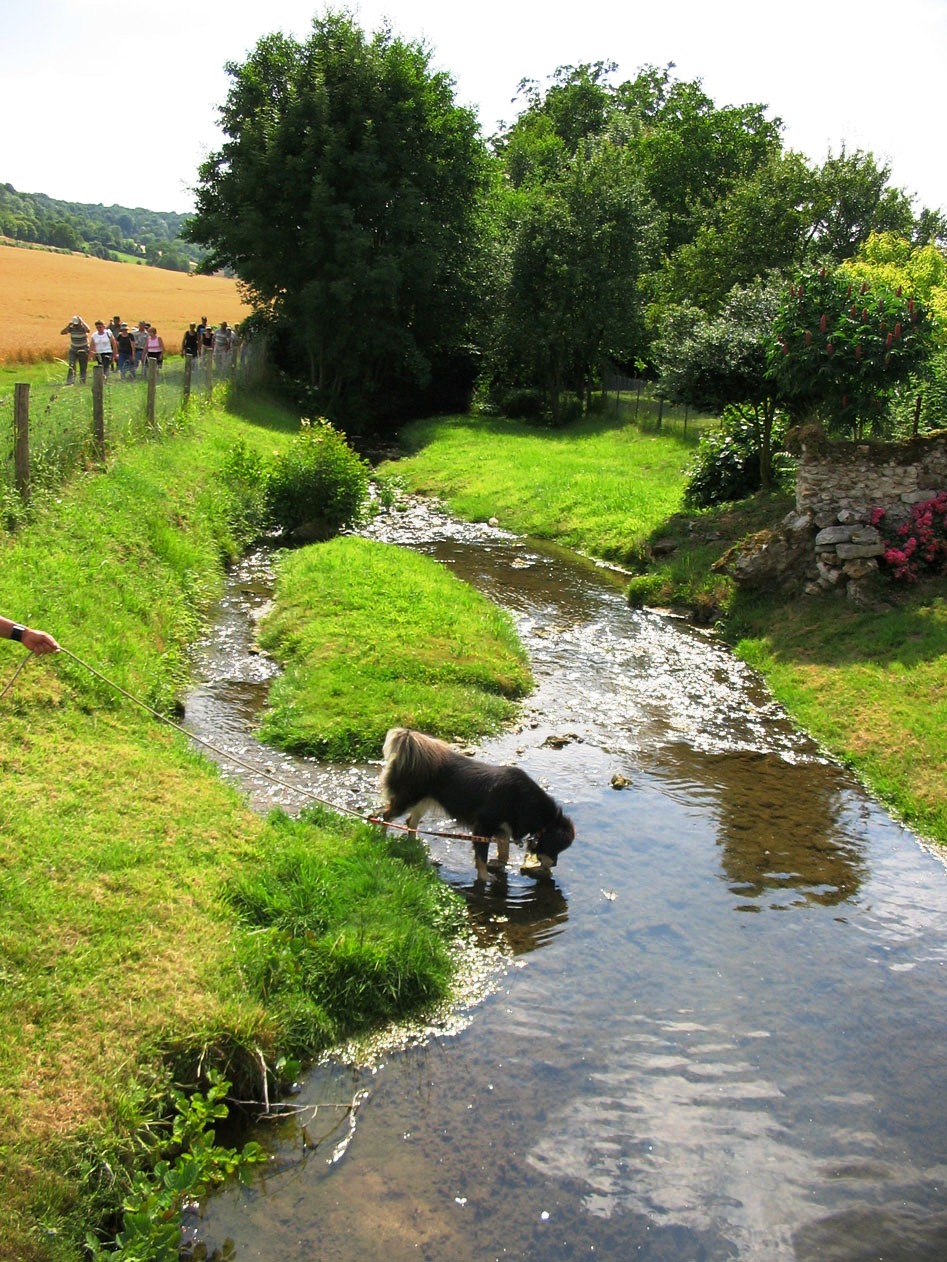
<box><xmin>115</xmin><ymin>322</ymin><xmax>137</xmax><ymax>380</ymax></box>
<box><xmin>132</xmin><ymin>320</ymin><xmax>149</xmax><ymax>377</ymax></box>
<box><xmin>60</xmin><ymin>315</ymin><xmax>90</xmax><ymax>384</ymax></box>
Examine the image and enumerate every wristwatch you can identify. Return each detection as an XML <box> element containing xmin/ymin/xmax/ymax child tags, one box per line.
<box><xmin>10</xmin><ymin>624</ymin><xmax>25</xmax><ymax>642</ymax></box>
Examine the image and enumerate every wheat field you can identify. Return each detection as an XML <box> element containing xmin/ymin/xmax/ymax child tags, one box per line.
<box><xmin>0</xmin><ymin>243</ymin><xmax>252</xmax><ymax>363</ymax></box>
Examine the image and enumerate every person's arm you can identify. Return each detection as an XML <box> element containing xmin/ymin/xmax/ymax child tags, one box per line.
<box><xmin>0</xmin><ymin>617</ymin><xmax>60</xmax><ymax>655</ymax></box>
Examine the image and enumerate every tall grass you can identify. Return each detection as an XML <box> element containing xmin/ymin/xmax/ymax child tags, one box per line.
<box><xmin>0</xmin><ymin>392</ymin><xmax>468</xmax><ymax>1262</ymax></box>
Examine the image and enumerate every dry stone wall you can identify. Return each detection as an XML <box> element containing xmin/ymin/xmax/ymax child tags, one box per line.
<box><xmin>793</xmin><ymin>428</ymin><xmax>947</xmax><ymax>598</ymax></box>
<box><xmin>716</xmin><ymin>428</ymin><xmax>947</xmax><ymax>604</ymax></box>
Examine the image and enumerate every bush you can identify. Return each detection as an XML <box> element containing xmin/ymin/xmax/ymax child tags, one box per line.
<box><xmin>872</xmin><ymin>493</ymin><xmax>947</xmax><ymax>582</ymax></box>
<box><xmin>265</xmin><ymin>418</ymin><xmax>370</xmax><ymax>537</ymax></box>
<box><xmin>217</xmin><ymin>438</ymin><xmax>270</xmax><ymax>545</ymax></box>
<box><xmin>683</xmin><ymin>408</ymin><xmax>794</xmax><ymax>508</ymax></box>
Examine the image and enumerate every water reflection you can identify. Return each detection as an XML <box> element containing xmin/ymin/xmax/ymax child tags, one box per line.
<box><xmin>653</xmin><ymin>744</ymin><xmax>867</xmax><ymax>908</ymax></box>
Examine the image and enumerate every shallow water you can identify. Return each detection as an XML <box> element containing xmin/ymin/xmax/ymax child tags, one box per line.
<box><xmin>186</xmin><ymin>504</ymin><xmax>947</xmax><ymax>1262</ymax></box>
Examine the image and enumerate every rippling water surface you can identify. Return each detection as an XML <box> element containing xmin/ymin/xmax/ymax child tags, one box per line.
<box><xmin>186</xmin><ymin>504</ymin><xmax>947</xmax><ymax>1261</ymax></box>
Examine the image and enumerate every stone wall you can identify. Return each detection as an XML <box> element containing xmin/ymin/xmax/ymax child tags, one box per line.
<box><xmin>715</xmin><ymin>428</ymin><xmax>947</xmax><ymax>604</ymax></box>
<box><xmin>793</xmin><ymin>428</ymin><xmax>947</xmax><ymax>599</ymax></box>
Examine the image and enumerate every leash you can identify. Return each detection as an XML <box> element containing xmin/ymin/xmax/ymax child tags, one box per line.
<box><xmin>0</xmin><ymin>652</ymin><xmax>32</xmax><ymax>701</ymax></box>
<box><xmin>3</xmin><ymin>644</ymin><xmax>496</xmax><ymax>847</ymax></box>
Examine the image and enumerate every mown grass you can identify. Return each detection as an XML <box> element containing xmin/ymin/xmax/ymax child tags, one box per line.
<box><xmin>386</xmin><ymin>409</ymin><xmax>947</xmax><ymax>852</ymax></box>
<box><xmin>729</xmin><ymin>587</ymin><xmax>947</xmax><ymax>845</ymax></box>
<box><xmin>0</xmin><ymin>244</ymin><xmax>249</xmax><ymax>364</ymax></box>
<box><xmin>0</xmin><ymin>390</ymin><xmax>482</xmax><ymax>1262</ymax></box>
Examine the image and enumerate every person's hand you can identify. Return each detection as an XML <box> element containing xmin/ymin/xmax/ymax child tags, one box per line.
<box><xmin>23</xmin><ymin>628</ymin><xmax>60</xmax><ymax>655</ymax></box>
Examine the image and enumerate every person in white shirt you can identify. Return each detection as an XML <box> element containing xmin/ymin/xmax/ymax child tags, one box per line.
<box><xmin>90</xmin><ymin>320</ymin><xmax>118</xmax><ymax>376</ymax></box>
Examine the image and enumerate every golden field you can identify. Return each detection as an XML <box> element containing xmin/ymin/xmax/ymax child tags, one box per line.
<box><xmin>0</xmin><ymin>243</ymin><xmax>252</xmax><ymax>363</ymax></box>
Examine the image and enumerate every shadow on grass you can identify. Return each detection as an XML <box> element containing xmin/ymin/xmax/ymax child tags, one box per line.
<box><xmin>224</xmin><ymin>388</ymin><xmax>302</xmax><ymax>435</ymax></box>
<box><xmin>725</xmin><ymin>580</ymin><xmax>947</xmax><ymax>671</ymax></box>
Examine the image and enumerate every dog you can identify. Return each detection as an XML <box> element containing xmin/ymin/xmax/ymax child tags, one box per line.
<box><xmin>378</xmin><ymin>727</ymin><xmax>575</xmax><ymax>881</ymax></box>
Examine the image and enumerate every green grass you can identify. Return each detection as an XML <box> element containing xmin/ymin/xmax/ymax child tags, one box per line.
<box><xmin>392</xmin><ymin>412</ymin><xmax>693</xmax><ymax>564</ymax></box>
<box><xmin>257</xmin><ymin>535</ymin><xmax>532</xmax><ymax>758</ymax></box>
<box><xmin>730</xmin><ymin>587</ymin><xmax>947</xmax><ymax>845</ymax></box>
<box><xmin>0</xmin><ymin>390</ymin><xmax>468</xmax><ymax>1262</ymax></box>
<box><xmin>387</xmin><ymin>409</ymin><xmax>947</xmax><ymax>852</ymax></box>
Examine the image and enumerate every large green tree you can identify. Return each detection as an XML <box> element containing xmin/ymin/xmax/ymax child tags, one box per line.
<box><xmin>186</xmin><ymin>12</ymin><xmax>488</xmax><ymax>427</ymax></box>
<box><xmin>484</xmin><ymin>137</ymin><xmax>660</xmax><ymax>421</ymax></box>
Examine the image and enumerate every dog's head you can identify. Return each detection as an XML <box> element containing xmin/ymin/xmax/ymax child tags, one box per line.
<box><xmin>527</xmin><ymin>810</ymin><xmax>575</xmax><ymax>871</ymax></box>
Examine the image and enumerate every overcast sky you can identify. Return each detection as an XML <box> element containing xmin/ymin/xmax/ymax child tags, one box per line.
<box><xmin>2</xmin><ymin>0</ymin><xmax>945</xmax><ymax>219</ymax></box>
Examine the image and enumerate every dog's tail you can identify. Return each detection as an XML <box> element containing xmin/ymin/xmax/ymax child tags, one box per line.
<box><xmin>382</xmin><ymin>727</ymin><xmax>448</xmax><ymax>782</ymax></box>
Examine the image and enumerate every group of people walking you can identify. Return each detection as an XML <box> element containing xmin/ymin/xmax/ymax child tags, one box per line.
<box><xmin>61</xmin><ymin>314</ymin><xmax>236</xmax><ymax>385</ymax></box>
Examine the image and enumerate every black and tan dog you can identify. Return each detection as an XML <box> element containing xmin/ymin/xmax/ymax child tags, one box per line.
<box><xmin>379</xmin><ymin>727</ymin><xmax>575</xmax><ymax>880</ymax></box>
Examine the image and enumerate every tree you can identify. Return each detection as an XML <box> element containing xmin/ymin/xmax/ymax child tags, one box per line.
<box><xmin>614</xmin><ymin>66</ymin><xmax>783</xmax><ymax>254</ymax></box>
<box><xmin>186</xmin><ymin>13</ymin><xmax>488</xmax><ymax>427</ymax></box>
<box><xmin>768</xmin><ymin>265</ymin><xmax>935</xmax><ymax>437</ymax></box>
<box><xmin>806</xmin><ymin>148</ymin><xmax>915</xmax><ymax>261</ymax></box>
<box><xmin>484</xmin><ymin>138</ymin><xmax>660</xmax><ymax>421</ymax></box>
<box><xmin>655</xmin><ymin>276</ymin><xmax>785</xmax><ymax>488</ymax></box>
<box><xmin>662</xmin><ymin>151</ymin><xmax>816</xmax><ymax>311</ymax></box>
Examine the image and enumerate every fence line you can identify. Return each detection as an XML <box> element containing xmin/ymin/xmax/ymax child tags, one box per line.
<box><xmin>2</xmin><ymin>343</ymin><xmax>266</xmax><ymax>503</ymax></box>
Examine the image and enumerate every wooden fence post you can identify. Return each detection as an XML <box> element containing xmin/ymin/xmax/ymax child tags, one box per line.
<box><xmin>147</xmin><ymin>357</ymin><xmax>158</xmax><ymax>429</ymax></box>
<box><xmin>91</xmin><ymin>366</ymin><xmax>106</xmax><ymax>460</ymax></box>
<box><xmin>13</xmin><ymin>383</ymin><xmax>30</xmax><ymax>502</ymax></box>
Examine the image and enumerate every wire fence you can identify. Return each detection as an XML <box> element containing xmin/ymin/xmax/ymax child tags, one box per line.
<box><xmin>1</xmin><ymin>344</ymin><xmax>266</xmax><ymax>504</ymax></box>
<box><xmin>602</xmin><ymin>373</ymin><xmax>714</xmax><ymax>440</ymax></box>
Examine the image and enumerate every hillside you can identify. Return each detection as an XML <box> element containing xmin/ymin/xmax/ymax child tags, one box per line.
<box><xmin>0</xmin><ymin>246</ymin><xmax>250</xmax><ymax>364</ymax></box>
<box><xmin>0</xmin><ymin>182</ymin><xmax>203</xmax><ymax>271</ymax></box>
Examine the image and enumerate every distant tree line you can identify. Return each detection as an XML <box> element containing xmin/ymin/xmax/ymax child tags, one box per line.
<box><xmin>0</xmin><ymin>184</ymin><xmax>207</xmax><ymax>272</ymax></box>
<box><xmin>186</xmin><ymin>13</ymin><xmax>947</xmax><ymax>465</ymax></box>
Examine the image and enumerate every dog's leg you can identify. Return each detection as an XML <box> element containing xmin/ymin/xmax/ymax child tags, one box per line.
<box><xmin>473</xmin><ymin>841</ymin><xmax>490</xmax><ymax>881</ymax></box>
<box><xmin>487</xmin><ymin>835</ymin><xmax>510</xmax><ymax>872</ymax></box>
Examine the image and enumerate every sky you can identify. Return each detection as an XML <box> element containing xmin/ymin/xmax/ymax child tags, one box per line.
<box><xmin>2</xmin><ymin>0</ymin><xmax>945</xmax><ymax>219</ymax></box>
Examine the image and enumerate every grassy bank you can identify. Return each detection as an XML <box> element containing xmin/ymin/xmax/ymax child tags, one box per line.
<box><xmin>258</xmin><ymin>536</ymin><xmax>531</xmax><ymax>758</ymax></box>
<box><xmin>383</xmin><ymin>411</ymin><xmax>947</xmax><ymax>852</ymax></box>
<box><xmin>0</xmin><ymin>391</ymin><xmax>490</xmax><ymax>1261</ymax></box>
<box><xmin>396</xmin><ymin>412</ymin><xmax>693</xmax><ymax>563</ymax></box>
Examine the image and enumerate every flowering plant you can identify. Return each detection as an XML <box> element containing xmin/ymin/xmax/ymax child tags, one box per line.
<box><xmin>871</xmin><ymin>492</ymin><xmax>947</xmax><ymax>582</ymax></box>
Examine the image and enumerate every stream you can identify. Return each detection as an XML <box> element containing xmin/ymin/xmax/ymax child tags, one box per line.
<box><xmin>184</xmin><ymin>501</ymin><xmax>947</xmax><ymax>1261</ymax></box>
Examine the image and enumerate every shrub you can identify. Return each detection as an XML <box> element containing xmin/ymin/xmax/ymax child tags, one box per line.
<box><xmin>871</xmin><ymin>493</ymin><xmax>947</xmax><ymax>582</ymax></box>
<box><xmin>217</xmin><ymin>438</ymin><xmax>270</xmax><ymax>544</ymax></box>
<box><xmin>265</xmin><ymin>418</ymin><xmax>370</xmax><ymax>537</ymax></box>
<box><xmin>683</xmin><ymin>408</ymin><xmax>794</xmax><ymax>508</ymax></box>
